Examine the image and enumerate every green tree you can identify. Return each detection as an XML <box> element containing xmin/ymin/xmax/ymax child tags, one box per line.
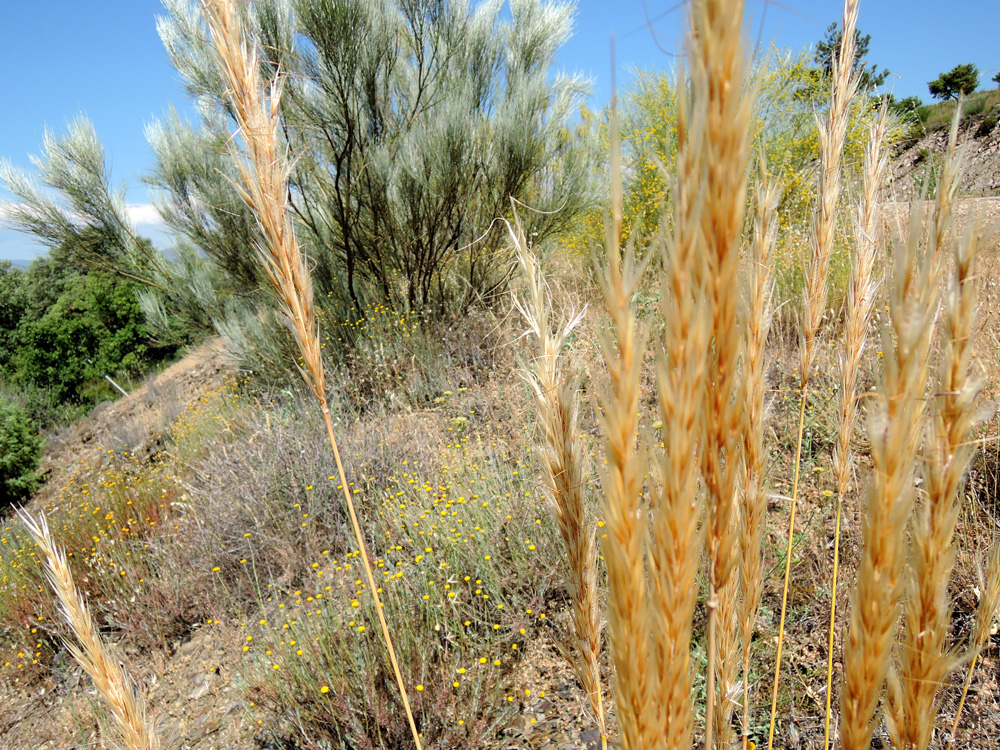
<box><xmin>0</xmin><ymin>262</ymin><xmax>27</xmax><ymax>371</ymax></box>
<box><xmin>15</xmin><ymin>267</ymin><xmax>152</xmax><ymax>403</ymax></box>
<box><xmin>0</xmin><ymin>231</ymin><xmax>169</xmax><ymax>406</ymax></box>
<box><xmin>993</xmin><ymin>71</ymin><xmax>1000</xmax><ymax>86</ymax></box>
<box><xmin>153</xmin><ymin>0</ymin><xmax>594</xmax><ymax>315</ymax></box>
<box><xmin>0</xmin><ymin>118</ymin><xmax>168</xmax><ymax>288</ymax></box>
<box><xmin>0</xmin><ymin>120</ymin><xmax>216</xmax><ymax>352</ymax></box>
<box><xmin>0</xmin><ymin>396</ymin><xmax>43</xmax><ymax>506</ymax></box>
<box><xmin>815</xmin><ymin>21</ymin><xmax>889</xmax><ymax>90</ymax></box>
<box><xmin>928</xmin><ymin>63</ymin><xmax>980</xmax><ymax>100</ymax></box>
<box><xmin>611</xmin><ymin>50</ymin><xmax>879</xmax><ymax>244</ymax></box>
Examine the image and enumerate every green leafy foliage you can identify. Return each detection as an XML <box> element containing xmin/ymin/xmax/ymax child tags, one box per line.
<box><xmin>929</xmin><ymin>63</ymin><xmax>980</xmax><ymax>101</ymax></box>
<box><xmin>0</xmin><ymin>396</ymin><xmax>43</xmax><ymax>506</ymax></box>
<box><xmin>964</xmin><ymin>96</ymin><xmax>988</xmax><ymax>117</ymax></box>
<box><xmin>16</xmin><ymin>271</ymin><xmax>150</xmax><ymax>403</ymax></box>
<box><xmin>882</xmin><ymin>94</ymin><xmax>926</xmax><ymax>139</ymax></box>
<box><xmin>976</xmin><ymin>114</ymin><xmax>998</xmax><ymax>138</ymax></box>
<box><xmin>0</xmin><ymin>113</ymin><xmax>220</xmax><ymax>357</ymax></box>
<box><xmin>619</xmin><ymin>69</ymin><xmax>680</xmax><ymax>244</ymax></box>
<box><xmin>0</xmin><ymin>235</ymin><xmax>176</xmax><ymax>414</ymax></box>
<box><xmin>613</xmin><ymin>51</ymin><xmax>876</xmax><ymax>236</ymax></box>
<box><xmin>561</xmin><ymin>48</ymin><xmax>891</xmax><ymax>317</ymax></box>
<box><xmin>0</xmin><ymin>262</ymin><xmax>27</xmax><ymax>367</ymax></box>
<box><xmin>887</xmin><ymin>95</ymin><xmax>923</xmax><ymax>119</ymax></box>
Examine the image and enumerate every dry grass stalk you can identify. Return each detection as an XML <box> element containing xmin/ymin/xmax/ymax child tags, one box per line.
<box><xmin>930</xmin><ymin>99</ymin><xmax>965</xmax><ymax>272</ymax></box>
<box><xmin>948</xmin><ymin>542</ymin><xmax>1000</xmax><ymax>748</ymax></box>
<box><xmin>595</xmin><ymin>83</ymin><xmax>656</xmax><ymax>750</ymax></box>
<box><xmin>18</xmin><ymin>511</ymin><xmax>160</xmax><ymax>750</ymax></box>
<box><xmin>645</xmin><ymin>59</ymin><xmax>710</xmax><ymax>750</ymax></box>
<box><xmin>891</xmin><ymin>211</ymin><xmax>983</xmax><ymax>750</ymax></box>
<box><xmin>737</xmin><ymin>165</ymin><xmax>778</xmax><ymax>750</ymax></box>
<box><xmin>678</xmin><ymin>1</ymin><xmax>754</xmax><ymax>745</ymax></box>
<box><xmin>769</xmin><ymin>2</ymin><xmax>859</xmax><ymax>746</ymax></box>
<box><xmin>511</xmin><ymin>219</ymin><xmax>606</xmax><ymax>748</ymax></box>
<box><xmin>801</xmin><ymin>0</ymin><xmax>860</xmax><ymax>380</ymax></box>
<box><xmin>840</xmin><ymin>236</ymin><xmax>932</xmax><ymax>750</ymax></box>
<box><xmin>823</xmin><ymin>103</ymin><xmax>888</xmax><ymax>750</ymax></box>
<box><xmin>691</xmin><ymin>0</ymin><xmax>752</xmax><ymax>594</ymax></box>
<box><xmin>200</xmin><ymin>1</ymin><xmax>421</xmax><ymax>747</ymax></box>
<box><xmin>839</xmin><ymin>112</ymin><xmax>953</xmax><ymax>750</ymax></box>
<box><xmin>712</xmin><ymin>578</ymin><xmax>741</xmax><ymax>748</ymax></box>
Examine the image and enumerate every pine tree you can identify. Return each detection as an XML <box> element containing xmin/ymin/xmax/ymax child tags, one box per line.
<box><xmin>928</xmin><ymin>63</ymin><xmax>980</xmax><ymax>100</ymax></box>
<box><xmin>814</xmin><ymin>21</ymin><xmax>889</xmax><ymax>90</ymax></box>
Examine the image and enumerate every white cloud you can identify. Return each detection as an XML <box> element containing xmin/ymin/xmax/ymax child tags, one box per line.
<box><xmin>126</xmin><ymin>203</ymin><xmax>163</xmax><ymax>227</ymax></box>
<box><xmin>1</xmin><ymin>201</ymin><xmax>164</xmax><ymax>229</ymax></box>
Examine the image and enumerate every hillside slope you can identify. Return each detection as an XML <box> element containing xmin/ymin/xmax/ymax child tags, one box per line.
<box><xmin>892</xmin><ymin>93</ymin><xmax>1000</xmax><ymax>200</ymax></box>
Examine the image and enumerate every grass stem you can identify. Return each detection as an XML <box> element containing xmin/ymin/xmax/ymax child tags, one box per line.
<box><xmin>767</xmin><ymin>390</ymin><xmax>806</xmax><ymax>750</ymax></box>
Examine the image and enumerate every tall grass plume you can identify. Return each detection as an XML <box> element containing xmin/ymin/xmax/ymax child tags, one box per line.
<box><xmin>823</xmin><ymin>101</ymin><xmax>888</xmax><ymax>750</ymax></box>
<box><xmin>511</xmin><ymin>217</ymin><xmax>607</xmax><ymax>748</ymax></box>
<box><xmin>18</xmin><ymin>511</ymin><xmax>161</xmax><ymax>750</ymax></box>
<box><xmin>769</xmin><ymin>2</ymin><xmax>860</xmax><ymax>746</ymax></box>
<box><xmin>738</xmin><ymin>164</ymin><xmax>778</xmax><ymax>749</ymax></box>
<box><xmin>200</xmin><ymin>0</ymin><xmax>421</xmax><ymax>746</ymax></box>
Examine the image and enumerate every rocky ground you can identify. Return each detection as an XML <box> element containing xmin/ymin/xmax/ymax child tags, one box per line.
<box><xmin>892</xmin><ymin>103</ymin><xmax>1000</xmax><ymax>200</ymax></box>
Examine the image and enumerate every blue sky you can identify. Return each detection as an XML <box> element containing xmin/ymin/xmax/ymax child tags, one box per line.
<box><xmin>3</xmin><ymin>0</ymin><xmax>998</xmax><ymax>263</ymax></box>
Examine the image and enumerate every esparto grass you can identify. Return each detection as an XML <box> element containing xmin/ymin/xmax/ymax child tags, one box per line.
<box><xmin>738</xmin><ymin>162</ymin><xmax>778</xmax><ymax>750</ymax></box>
<box><xmin>769</xmin><ymin>2</ymin><xmax>860</xmax><ymax>746</ymax></box>
<box><xmin>838</xmin><ymin>103</ymin><xmax>958</xmax><ymax>750</ymax></box>
<box><xmin>18</xmin><ymin>511</ymin><xmax>160</xmax><ymax>750</ymax></box>
<box><xmin>511</xmin><ymin>215</ymin><xmax>606</xmax><ymax>748</ymax></box>
<box><xmin>683</xmin><ymin>3</ymin><xmax>754</xmax><ymax>746</ymax></box>
<box><xmin>824</xmin><ymin>101</ymin><xmax>889</xmax><ymax>750</ymax></box>
<box><xmin>890</xmin><ymin>105</ymin><xmax>985</xmax><ymax>749</ymax></box>
<box><xmin>595</xmin><ymin>87</ymin><xmax>656</xmax><ymax>750</ymax></box>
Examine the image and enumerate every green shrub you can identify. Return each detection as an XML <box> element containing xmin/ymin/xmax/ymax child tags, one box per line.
<box><xmin>14</xmin><ymin>266</ymin><xmax>160</xmax><ymax>405</ymax></box>
<box><xmin>0</xmin><ymin>262</ymin><xmax>27</xmax><ymax>373</ymax></box>
<box><xmin>0</xmin><ymin>396</ymin><xmax>44</xmax><ymax>506</ymax></box>
<box><xmin>976</xmin><ymin>114</ymin><xmax>998</xmax><ymax>138</ymax></box>
<box><xmin>146</xmin><ymin>0</ymin><xmax>593</xmax><ymax>318</ymax></box>
<box><xmin>964</xmin><ymin>95</ymin><xmax>988</xmax><ymax>117</ymax></box>
<box><xmin>573</xmin><ymin>49</ymin><xmax>883</xmax><ymax>260</ymax></box>
<box><xmin>890</xmin><ymin>95</ymin><xmax>923</xmax><ymax>118</ymax></box>
<box><xmin>886</xmin><ymin>95</ymin><xmax>925</xmax><ymax>141</ymax></box>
